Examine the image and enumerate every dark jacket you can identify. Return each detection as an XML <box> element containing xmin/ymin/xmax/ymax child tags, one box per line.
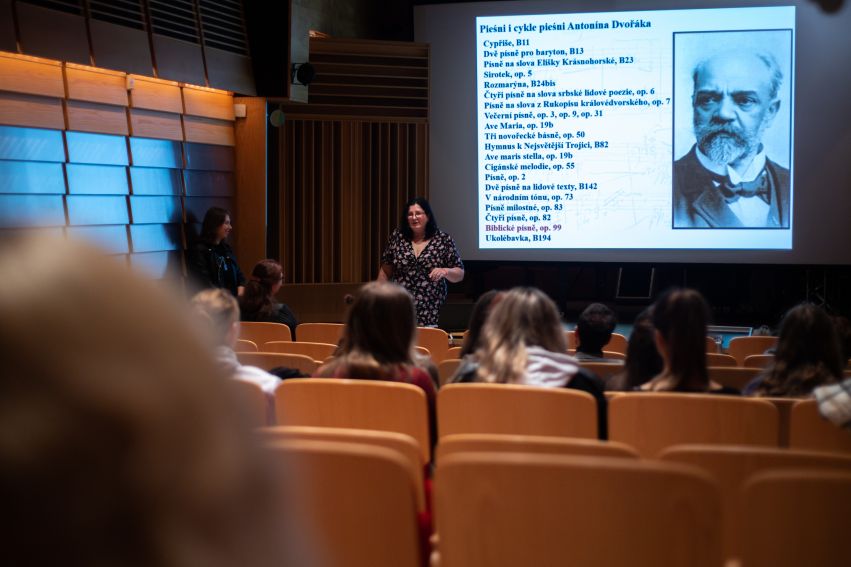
<box><xmin>187</xmin><ymin>241</ymin><xmax>245</xmax><ymax>296</ymax></box>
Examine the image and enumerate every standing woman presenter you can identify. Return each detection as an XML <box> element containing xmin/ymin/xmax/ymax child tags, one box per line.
<box><xmin>187</xmin><ymin>207</ymin><xmax>245</xmax><ymax>296</ymax></box>
<box><xmin>378</xmin><ymin>197</ymin><xmax>464</xmax><ymax>327</ymax></box>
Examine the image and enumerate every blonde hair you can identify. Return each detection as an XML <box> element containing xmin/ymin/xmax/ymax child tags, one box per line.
<box><xmin>476</xmin><ymin>287</ymin><xmax>567</xmax><ymax>384</ymax></box>
<box><xmin>0</xmin><ymin>236</ymin><xmax>288</xmax><ymax>567</ymax></box>
<box><xmin>191</xmin><ymin>287</ymin><xmax>239</xmax><ymax>346</ymax></box>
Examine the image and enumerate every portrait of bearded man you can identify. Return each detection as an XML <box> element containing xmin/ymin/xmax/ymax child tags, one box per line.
<box><xmin>673</xmin><ymin>46</ymin><xmax>791</xmax><ymax>229</ymax></box>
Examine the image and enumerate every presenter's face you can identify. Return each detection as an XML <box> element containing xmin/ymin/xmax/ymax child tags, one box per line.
<box><xmin>692</xmin><ymin>53</ymin><xmax>779</xmax><ymax>166</ymax></box>
<box><xmin>407</xmin><ymin>205</ymin><xmax>428</xmax><ymax>234</ymax></box>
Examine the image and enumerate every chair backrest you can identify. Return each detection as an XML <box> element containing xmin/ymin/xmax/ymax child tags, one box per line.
<box><xmin>761</xmin><ymin>396</ymin><xmax>803</xmax><ymax>447</ymax></box>
<box><xmin>235</xmin><ymin>338</ymin><xmax>258</xmax><ymax>352</ymax></box>
<box><xmin>789</xmin><ymin>399</ymin><xmax>851</xmax><ymax>453</ymax></box>
<box><xmin>435</xmin><ymin>452</ymin><xmax>721</xmax><ymax>567</ymax></box>
<box><xmin>258</xmin><ymin>426</ymin><xmax>425</xmax><ymax>510</ymax></box>
<box><xmin>659</xmin><ymin>443</ymin><xmax>851</xmax><ymax>562</ymax></box>
<box><xmin>707</xmin><ymin>366</ymin><xmax>761</xmax><ymax>391</ymax></box>
<box><xmin>437</xmin><ymin>383</ymin><xmax>598</xmax><ymax>440</ymax></box>
<box><xmin>578</xmin><ymin>361</ymin><xmax>624</xmax><ymax>380</ymax></box>
<box><xmin>706</xmin><ymin>353</ymin><xmax>737</xmax><ymax>367</ymax></box>
<box><xmin>706</xmin><ymin>336</ymin><xmax>720</xmax><ymax>353</ymax></box>
<box><xmin>726</xmin><ymin>336</ymin><xmax>777</xmax><ymax>365</ymax></box>
<box><xmin>237</xmin><ymin>351</ymin><xmax>318</xmax><ymax>375</ymax></box>
<box><xmin>414</xmin><ymin>345</ymin><xmax>430</xmax><ymax>358</ymax></box>
<box><xmin>294</xmin><ymin>322</ymin><xmax>344</xmax><ymax>345</ymax></box>
<box><xmin>228</xmin><ymin>378</ymin><xmax>269</xmax><ymax>427</ymax></box>
<box><xmin>566</xmin><ymin>330</ymin><xmax>628</xmax><ymax>354</ymax></box>
<box><xmin>416</xmin><ymin>326</ymin><xmax>450</xmax><ymax>363</ymax></box>
<box><xmin>609</xmin><ymin>393</ymin><xmax>779</xmax><ymax>458</ymax></box>
<box><xmin>275</xmin><ymin>378</ymin><xmax>431</xmax><ymax>461</ymax></box>
<box><xmin>741</xmin><ymin>469</ymin><xmax>851</xmax><ymax>567</ymax></box>
<box><xmin>445</xmin><ymin>346</ymin><xmax>463</xmax><ymax>359</ymax></box>
<box><xmin>601</xmin><ymin>350</ymin><xmax>626</xmax><ymax>360</ymax></box>
<box><xmin>437</xmin><ymin>358</ymin><xmax>462</xmax><ymax>386</ymax></box>
<box><xmin>436</xmin><ymin>433</ymin><xmax>639</xmax><ymax>463</ymax></box>
<box><xmin>263</xmin><ymin>340</ymin><xmax>337</xmax><ymax>361</ymax></box>
<box><xmin>239</xmin><ymin>321</ymin><xmax>292</xmax><ymax>345</ymax></box>
<box><xmin>743</xmin><ymin>354</ymin><xmax>775</xmax><ymax>368</ymax></box>
<box><xmin>267</xmin><ymin>439</ymin><xmax>422</xmax><ymax>567</ymax></box>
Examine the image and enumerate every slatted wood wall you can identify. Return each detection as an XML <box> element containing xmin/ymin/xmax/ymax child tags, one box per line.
<box><xmin>0</xmin><ymin>51</ymin><xmax>236</xmax><ymax>280</ymax></box>
<box><xmin>278</xmin><ymin>38</ymin><xmax>429</xmax><ymax>284</ymax></box>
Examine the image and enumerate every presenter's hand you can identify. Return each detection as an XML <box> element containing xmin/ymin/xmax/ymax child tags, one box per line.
<box><xmin>429</xmin><ymin>268</ymin><xmax>448</xmax><ymax>282</ymax></box>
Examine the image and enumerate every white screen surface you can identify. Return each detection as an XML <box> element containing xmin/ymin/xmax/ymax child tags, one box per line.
<box><xmin>417</xmin><ymin>0</ymin><xmax>851</xmax><ymax>265</ymax></box>
<box><xmin>476</xmin><ymin>7</ymin><xmax>794</xmax><ymax>250</ymax></box>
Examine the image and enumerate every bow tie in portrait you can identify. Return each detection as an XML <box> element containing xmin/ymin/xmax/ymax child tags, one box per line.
<box><xmin>717</xmin><ymin>170</ymin><xmax>770</xmax><ymax>204</ymax></box>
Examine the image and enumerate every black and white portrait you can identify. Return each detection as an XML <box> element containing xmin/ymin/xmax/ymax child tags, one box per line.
<box><xmin>672</xmin><ymin>30</ymin><xmax>793</xmax><ymax>229</ymax></box>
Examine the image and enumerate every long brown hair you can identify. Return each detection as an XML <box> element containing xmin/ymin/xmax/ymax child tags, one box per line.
<box><xmin>240</xmin><ymin>259</ymin><xmax>283</xmax><ymax>318</ymax></box>
<box><xmin>753</xmin><ymin>303</ymin><xmax>843</xmax><ymax>397</ymax></box>
<box><xmin>318</xmin><ymin>281</ymin><xmax>417</xmax><ymax>380</ymax></box>
<box><xmin>476</xmin><ymin>287</ymin><xmax>567</xmax><ymax>384</ymax></box>
<box><xmin>650</xmin><ymin>288</ymin><xmax>710</xmax><ymax>392</ymax></box>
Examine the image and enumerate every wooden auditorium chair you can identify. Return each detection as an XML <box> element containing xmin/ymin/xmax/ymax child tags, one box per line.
<box><xmin>437</xmin><ymin>358</ymin><xmax>462</xmax><ymax>386</ymax></box>
<box><xmin>239</xmin><ymin>321</ymin><xmax>292</xmax><ymax>346</ymax></box>
<box><xmin>659</xmin><ymin>443</ymin><xmax>851</xmax><ymax>562</ymax></box>
<box><xmin>707</xmin><ymin>366</ymin><xmax>761</xmax><ymax>391</ymax></box>
<box><xmin>235</xmin><ymin>338</ymin><xmax>258</xmax><ymax>352</ymax></box>
<box><xmin>228</xmin><ymin>378</ymin><xmax>269</xmax><ymax>428</ymax></box>
<box><xmin>608</xmin><ymin>393</ymin><xmax>778</xmax><ymax>458</ymax></box>
<box><xmin>741</xmin><ymin>470</ymin><xmax>851</xmax><ymax>567</ymax></box>
<box><xmin>743</xmin><ymin>353</ymin><xmax>775</xmax><ymax>368</ymax></box>
<box><xmin>236</xmin><ymin>352</ymin><xmax>319</xmax><ymax>375</ymax></box>
<box><xmin>416</xmin><ymin>326</ymin><xmax>450</xmax><ymax>363</ymax></box>
<box><xmin>263</xmin><ymin>340</ymin><xmax>337</xmax><ymax>361</ymax></box>
<box><xmin>266</xmin><ymin>439</ymin><xmax>423</xmax><ymax>567</ymax></box>
<box><xmin>294</xmin><ymin>322</ymin><xmax>344</xmax><ymax>345</ymax></box>
<box><xmin>705</xmin><ymin>352</ymin><xmax>737</xmax><ymax>367</ymax></box>
<box><xmin>726</xmin><ymin>336</ymin><xmax>777</xmax><ymax>366</ymax></box>
<box><xmin>274</xmin><ymin>378</ymin><xmax>432</xmax><ymax>462</ymax></box>
<box><xmin>437</xmin><ymin>383</ymin><xmax>598</xmax><ymax>440</ymax></box>
<box><xmin>435</xmin><ymin>452</ymin><xmax>721</xmax><ymax>567</ymax></box>
<box><xmin>435</xmin><ymin>433</ymin><xmax>639</xmax><ymax>463</ymax></box>
<box><xmin>789</xmin><ymin>399</ymin><xmax>851</xmax><ymax>453</ymax></box>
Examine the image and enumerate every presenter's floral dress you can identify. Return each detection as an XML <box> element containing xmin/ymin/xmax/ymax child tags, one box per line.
<box><xmin>380</xmin><ymin>229</ymin><xmax>463</xmax><ymax>327</ymax></box>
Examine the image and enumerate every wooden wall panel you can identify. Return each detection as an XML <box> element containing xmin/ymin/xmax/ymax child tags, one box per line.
<box><xmin>64</xmin><ymin>65</ymin><xmax>129</xmax><ymax>106</ymax></box>
<box><xmin>65</xmin><ymin>100</ymin><xmax>129</xmax><ymax>135</ymax></box>
<box><xmin>278</xmin><ymin>119</ymin><xmax>428</xmax><ymax>283</ymax></box>
<box><xmin>183</xmin><ymin>116</ymin><xmax>235</xmax><ymax>146</ymax></box>
<box><xmin>129</xmin><ymin>108</ymin><xmax>183</xmax><ymax>141</ymax></box>
<box><xmin>128</xmin><ymin>76</ymin><xmax>183</xmax><ymax>114</ymax></box>
<box><xmin>182</xmin><ymin>87</ymin><xmax>234</xmax><ymax>121</ymax></box>
<box><xmin>233</xmin><ymin>97</ymin><xmax>268</xmax><ymax>271</ymax></box>
<box><xmin>0</xmin><ymin>92</ymin><xmax>64</xmax><ymax>129</ymax></box>
<box><xmin>0</xmin><ymin>52</ymin><xmax>64</xmax><ymax>97</ymax></box>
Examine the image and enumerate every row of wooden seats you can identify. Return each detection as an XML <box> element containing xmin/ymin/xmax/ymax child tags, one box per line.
<box><xmin>234</xmin><ymin>379</ymin><xmax>851</xmax><ymax>460</ymax></box>
<box><xmin>261</xmin><ymin>428</ymin><xmax>851</xmax><ymax>567</ymax></box>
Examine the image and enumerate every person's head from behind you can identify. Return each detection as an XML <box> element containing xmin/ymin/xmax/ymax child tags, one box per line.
<box><xmin>191</xmin><ymin>288</ymin><xmax>240</xmax><ymax>349</ymax></box>
<box><xmin>0</xmin><ymin>237</ymin><xmax>286</xmax><ymax>567</ymax></box>
<box><xmin>240</xmin><ymin>259</ymin><xmax>284</xmax><ymax>316</ymax></box>
<box><xmin>692</xmin><ymin>50</ymin><xmax>782</xmax><ymax>169</ymax></box>
<box><xmin>621</xmin><ymin>306</ymin><xmax>664</xmax><ymax>390</ymax></box>
<box><xmin>339</xmin><ymin>281</ymin><xmax>416</xmax><ymax>365</ymax></box>
<box><xmin>400</xmin><ymin>196</ymin><xmax>437</xmax><ymax>241</ymax></box>
<box><xmin>756</xmin><ymin>303</ymin><xmax>844</xmax><ymax>396</ymax></box>
<box><xmin>576</xmin><ymin>302</ymin><xmax>617</xmax><ymax>355</ymax></box>
<box><xmin>200</xmin><ymin>206</ymin><xmax>232</xmax><ymax>245</ymax></box>
<box><xmin>478</xmin><ymin>287</ymin><xmax>567</xmax><ymax>384</ymax></box>
<box><xmin>652</xmin><ymin>288</ymin><xmax>710</xmax><ymax>391</ymax></box>
<box><xmin>460</xmin><ymin>289</ymin><xmax>502</xmax><ymax>357</ymax></box>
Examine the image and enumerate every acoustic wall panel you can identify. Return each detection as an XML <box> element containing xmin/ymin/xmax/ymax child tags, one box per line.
<box><xmin>129</xmin><ymin>167</ymin><xmax>183</xmax><ymax>196</ymax></box>
<box><xmin>0</xmin><ymin>161</ymin><xmax>65</xmax><ymax>194</ymax></box>
<box><xmin>16</xmin><ymin>3</ymin><xmax>90</xmax><ymax>65</ymax></box>
<box><xmin>128</xmin><ymin>137</ymin><xmax>182</xmax><ymax>168</ymax></box>
<box><xmin>184</xmin><ymin>141</ymin><xmax>234</xmax><ymax>171</ymax></box>
<box><xmin>128</xmin><ymin>75</ymin><xmax>183</xmax><ymax>113</ymax></box>
<box><xmin>66</xmin><ymin>195</ymin><xmax>130</xmax><ymax>225</ymax></box>
<box><xmin>0</xmin><ymin>194</ymin><xmax>65</xmax><ymax>227</ymax></box>
<box><xmin>128</xmin><ymin>195</ymin><xmax>182</xmax><ymax>224</ymax></box>
<box><xmin>129</xmin><ymin>223</ymin><xmax>182</xmax><ymax>252</ymax></box>
<box><xmin>129</xmin><ymin>250</ymin><xmax>182</xmax><ymax>278</ymax></box>
<box><xmin>0</xmin><ymin>126</ymin><xmax>65</xmax><ymax>162</ymax></box>
<box><xmin>204</xmin><ymin>46</ymin><xmax>255</xmax><ymax>95</ymax></box>
<box><xmin>183</xmin><ymin>87</ymin><xmax>234</xmax><ymax>120</ymax></box>
<box><xmin>183</xmin><ymin>115</ymin><xmax>235</xmax><ymax>146</ymax></box>
<box><xmin>66</xmin><ymin>131</ymin><xmax>129</xmax><ymax>165</ymax></box>
<box><xmin>151</xmin><ymin>35</ymin><xmax>206</xmax><ymax>86</ymax></box>
<box><xmin>66</xmin><ymin>164</ymin><xmax>129</xmax><ymax>195</ymax></box>
<box><xmin>89</xmin><ymin>20</ymin><xmax>154</xmax><ymax>76</ymax></box>
<box><xmin>183</xmin><ymin>170</ymin><xmax>234</xmax><ymax>196</ymax></box>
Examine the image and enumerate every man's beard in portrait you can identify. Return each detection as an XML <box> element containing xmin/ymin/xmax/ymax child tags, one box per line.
<box><xmin>694</xmin><ymin>119</ymin><xmax>765</xmax><ymax>166</ymax></box>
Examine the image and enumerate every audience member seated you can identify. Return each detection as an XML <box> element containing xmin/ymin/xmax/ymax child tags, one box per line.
<box><xmin>451</xmin><ymin>287</ymin><xmax>607</xmax><ymax>438</ymax></box>
<box><xmin>574</xmin><ymin>302</ymin><xmax>619</xmax><ymax>362</ymax></box>
<box><xmin>746</xmin><ymin>303</ymin><xmax>843</xmax><ymax>397</ymax></box>
<box><xmin>458</xmin><ymin>289</ymin><xmax>502</xmax><ymax>358</ymax></box>
<box><xmin>639</xmin><ymin>288</ymin><xmax>738</xmax><ymax>394</ymax></box>
<box><xmin>239</xmin><ymin>259</ymin><xmax>298</xmax><ymax>339</ymax></box>
<box><xmin>815</xmin><ymin>377</ymin><xmax>851</xmax><ymax>432</ymax></box>
<box><xmin>315</xmin><ymin>282</ymin><xmax>437</xmax><ymax>436</ymax></box>
<box><xmin>0</xmin><ymin>236</ymin><xmax>292</xmax><ymax>567</ymax></box>
<box><xmin>607</xmin><ymin>306</ymin><xmax>664</xmax><ymax>391</ymax></box>
<box><xmin>192</xmin><ymin>288</ymin><xmax>280</xmax><ymax>421</ymax></box>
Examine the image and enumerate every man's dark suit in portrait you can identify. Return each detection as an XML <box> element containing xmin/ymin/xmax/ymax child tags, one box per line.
<box><xmin>673</xmin><ymin>51</ymin><xmax>790</xmax><ymax>228</ymax></box>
